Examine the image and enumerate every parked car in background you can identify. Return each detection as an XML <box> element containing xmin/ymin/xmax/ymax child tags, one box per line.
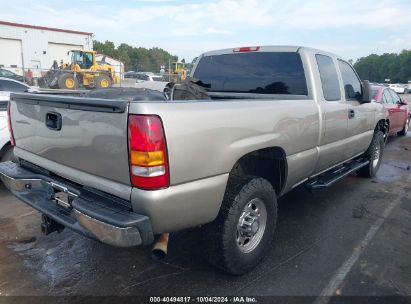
<box><xmin>389</xmin><ymin>83</ymin><xmax>407</xmax><ymax>94</ymax></box>
<box><xmin>0</xmin><ymin>78</ymin><xmax>34</xmax><ymax>162</ymax></box>
<box><xmin>124</xmin><ymin>71</ymin><xmax>138</xmax><ymax>79</ymax></box>
<box><xmin>0</xmin><ymin>85</ymin><xmax>10</xmax><ymax>162</ymax></box>
<box><xmin>136</xmin><ymin>72</ymin><xmax>166</xmax><ymax>83</ymax></box>
<box><xmin>0</xmin><ymin>77</ymin><xmax>31</xmax><ymax>94</ymax></box>
<box><xmin>0</xmin><ymin>68</ymin><xmax>26</xmax><ymax>83</ymax></box>
<box><xmin>125</xmin><ymin>72</ymin><xmax>166</xmax><ymax>82</ymax></box>
<box><xmin>372</xmin><ymin>85</ymin><xmax>409</xmax><ymax>136</ymax></box>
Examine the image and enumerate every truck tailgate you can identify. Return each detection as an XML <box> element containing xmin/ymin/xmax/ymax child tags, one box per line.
<box><xmin>9</xmin><ymin>93</ymin><xmax>131</xmax><ymax>187</ymax></box>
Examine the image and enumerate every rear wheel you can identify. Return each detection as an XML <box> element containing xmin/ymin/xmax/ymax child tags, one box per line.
<box><xmin>57</xmin><ymin>73</ymin><xmax>77</xmax><ymax>89</ymax></box>
<box><xmin>398</xmin><ymin>117</ymin><xmax>409</xmax><ymax>136</ymax></box>
<box><xmin>95</xmin><ymin>74</ymin><xmax>112</xmax><ymax>89</ymax></box>
<box><xmin>357</xmin><ymin>131</ymin><xmax>384</xmax><ymax>178</ymax></box>
<box><xmin>202</xmin><ymin>176</ymin><xmax>277</xmax><ymax>275</ymax></box>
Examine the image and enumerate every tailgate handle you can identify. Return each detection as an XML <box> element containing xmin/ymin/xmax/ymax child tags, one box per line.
<box><xmin>45</xmin><ymin>112</ymin><xmax>62</xmax><ymax>131</ymax></box>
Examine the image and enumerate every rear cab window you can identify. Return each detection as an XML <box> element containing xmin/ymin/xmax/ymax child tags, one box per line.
<box><xmin>192</xmin><ymin>52</ymin><xmax>308</xmax><ymax>96</ymax></box>
<box><xmin>315</xmin><ymin>54</ymin><xmax>341</xmax><ymax>101</ymax></box>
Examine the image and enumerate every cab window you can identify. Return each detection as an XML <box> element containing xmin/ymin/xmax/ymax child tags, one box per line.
<box><xmin>338</xmin><ymin>60</ymin><xmax>362</xmax><ymax>100</ymax></box>
<box><xmin>193</xmin><ymin>52</ymin><xmax>308</xmax><ymax>95</ymax></box>
<box><xmin>83</xmin><ymin>53</ymin><xmax>93</xmax><ymax>69</ymax></box>
<box><xmin>316</xmin><ymin>54</ymin><xmax>341</xmax><ymax>101</ymax></box>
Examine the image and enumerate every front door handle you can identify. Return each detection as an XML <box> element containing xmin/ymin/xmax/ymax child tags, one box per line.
<box><xmin>348</xmin><ymin>109</ymin><xmax>355</xmax><ymax>119</ymax></box>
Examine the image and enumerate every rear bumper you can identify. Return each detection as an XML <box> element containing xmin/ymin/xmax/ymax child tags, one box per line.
<box><xmin>0</xmin><ymin>161</ymin><xmax>154</xmax><ymax>247</ymax></box>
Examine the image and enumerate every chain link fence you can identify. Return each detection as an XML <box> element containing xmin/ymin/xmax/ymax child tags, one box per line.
<box><xmin>0</xmin><ymin>65</ymin><xmax>123</xmax><ymax>89</ymax></box>
<box><xmin>0</xmin><ymin>65</ymin><xmax>184</xmax><ymax>90</ymax></box>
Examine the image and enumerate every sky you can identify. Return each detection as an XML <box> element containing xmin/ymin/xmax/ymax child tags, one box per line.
<box><xmin>1</xmin><ymin>0</ymin><xmax>411</xmax><ymax>62</ymax></box>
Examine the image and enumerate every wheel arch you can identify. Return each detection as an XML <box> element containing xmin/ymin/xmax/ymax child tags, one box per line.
<box><xmin>375</xmin><ymin>119</ymin><xmax>389</xmax><ymax>135</ymax></box>
<box><xmin>228</xmin><ymin>147</ymin><xmax>288</xmax><ymax>196</ymax></box>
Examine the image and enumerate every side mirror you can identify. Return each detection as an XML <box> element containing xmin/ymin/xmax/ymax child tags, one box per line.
<box><xmin>398</xmin><ymin>98</ymin><xmax>408</xmax><ymax>106</ymax></box>
<box><xmin>361</xmin><ymin>80</ymin><xmax>371</xmax><ymax>103</ymax></box>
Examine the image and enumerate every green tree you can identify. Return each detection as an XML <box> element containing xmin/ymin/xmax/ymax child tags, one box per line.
<box><xmin>93</xmin><ymin>40</ymin><xmax>178</xmax><ymax>73</ymax></box>
<box><xmin>354</xmin><ymin>50</ymin><xmax>411</xmax><ymax>83</ymax></box>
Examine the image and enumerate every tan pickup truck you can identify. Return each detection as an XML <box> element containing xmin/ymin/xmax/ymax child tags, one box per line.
<box><xmin>0</xmin><ymin>46</ymin><xmax>388</xmax><ymax>274</ymax></box>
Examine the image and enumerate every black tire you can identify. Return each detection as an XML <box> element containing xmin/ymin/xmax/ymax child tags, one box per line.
<box><xmin>57</xmin><ymin>73</ymin><xmax>77</xmax><ymax>90</ymax></box>
<box><xmin>398</xmin><ymin>117</ymin><xmax>409</xmax><ymax>136</ymax></box>
<box><xmin>0</xmin><ymin>145</ymin><xmax>14</xmax><ymax>162</ymax></box>
<box><xmin>202</xmin><ymin>176</ymin><xmax>277</xmax><ymax>275</ymax></box>
<box><xmin>95</xmin><ymin>74</ymin><xmax>112</xmax><ymax>89</ymax></box>
<box><xmin>357</xmin><ymin>131</ymin><xmax>384</xmax><ymax>178</ymax></box>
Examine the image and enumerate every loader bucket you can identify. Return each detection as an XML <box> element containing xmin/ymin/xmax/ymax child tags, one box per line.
<box><xmin>38</xmin><ymin>69</ymin><xmax>62</xmax><ymax>89</ymax></box>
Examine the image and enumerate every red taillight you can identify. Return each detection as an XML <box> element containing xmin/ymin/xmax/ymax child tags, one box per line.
<box><xmin>128</xmin><ymin>115</ymin><xmax>169</xmax><ymax>190</ymax></box>
<box><xmin>233</xmin><ymin>46</ymin><xmax>260</xmax><ymax>52</ymax></box>
<box><xmin>7</xmin><ymin>101</ymin><xmax>15</xmax><ymax>146</ymax></box>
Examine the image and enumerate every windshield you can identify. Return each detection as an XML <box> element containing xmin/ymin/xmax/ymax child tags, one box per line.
<box><xmin>71</xmin><ymin>51</ymin><xmax>93</xmax><ymax>69</ymax></box>
<box><xmin>193</xmin><ymin>52</ymin><xmax>308</xmax><ymax>95</ymax></box>
<box><xmin>71</xmin><ymin>51</ymin><xmax>82</xmax><ymax>64</ymax></box>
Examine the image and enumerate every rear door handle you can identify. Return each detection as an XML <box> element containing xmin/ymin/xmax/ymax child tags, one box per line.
<box><xmin>348</xmin><ymin>109</ymin><xmax>355</xmax><ymax>119</ymax></box>
<box><xmin>45</xmin><ymin>112</ymin><xmax>62</xmax><ymax>131</ymax></box>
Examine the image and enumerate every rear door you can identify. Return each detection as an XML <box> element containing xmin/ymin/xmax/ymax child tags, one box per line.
<box><xmin>383</xmin><ymin>89</ymin><xmax>400</xmax><ymax>131</ymax></box>
<box><xmin>388</xmin><ymin>89</ymin><xmax>407</xmax><ymax>131</ymax></box>
<box><xmin>314</xmin><ymin>53</ymin><xmax>348</xmax><ymax>172</ymax></box>
<box><xmin>338</xmin><ymin>60</ymin><xmax>374</xmax><ymax>157</ymax></box>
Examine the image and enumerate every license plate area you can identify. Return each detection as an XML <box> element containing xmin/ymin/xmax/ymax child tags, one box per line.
<box><xmin>49</xmin><ymin>182</ymin><xmax>77</xmax><ymax>210</ymax></box>
<box><xmin>54</xmin><ymin>191</ymin><xmax>71</xmax><ymax>209</ymax></box>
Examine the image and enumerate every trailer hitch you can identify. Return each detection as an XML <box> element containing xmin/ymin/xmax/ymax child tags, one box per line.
<box><xmin>41</xmin><ymin>214</ymin><xmax>65</xmax><ymax>235</ymax></box>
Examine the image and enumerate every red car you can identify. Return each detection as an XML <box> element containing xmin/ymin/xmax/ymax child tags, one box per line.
<box><xmin>372</xmin><ymin>85</ymin><xmax>409</xmax><ymax>136</ymax></box>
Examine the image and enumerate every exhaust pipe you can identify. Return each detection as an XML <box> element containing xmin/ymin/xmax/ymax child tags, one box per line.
<box><xmin>152</xmin><ymin>233</ymin><xmax>169</xmax><ymax>260</ymax></box>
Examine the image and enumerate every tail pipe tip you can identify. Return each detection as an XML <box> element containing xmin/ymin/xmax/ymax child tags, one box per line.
<box><xmin>152</xmin><ymin>233</ymin><xmax>169</xmax><ymax>261</ymax></box>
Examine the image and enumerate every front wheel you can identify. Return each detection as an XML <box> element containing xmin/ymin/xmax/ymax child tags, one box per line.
<box><xmin>95</xmin><ymin>74</ymin><xmax>112</xmax><ymax>89</ymax></box>
<box><xmin>57</xmin><ymin>73</ymin><xmax>77</xmax><ymax>90</ymax></box>
<box><xmin>357</xmin><ymin>131</ymin><xmax>384</xmax><ymax>178</ymax></box>
<box><xmin>398</xmin><ymin>117</ymin><xmax>409</xmax><ymax>136</ymax></box>
<box><xmin>202</xmin><ymin>176</ymin><xmax>277</xmax><ymax>275</ymax></box>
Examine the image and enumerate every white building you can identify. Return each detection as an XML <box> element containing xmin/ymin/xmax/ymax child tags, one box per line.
<box><xmin>96</xmin><ymin>54</ymin><xmax>125</xmax><ymax>80</ymax></box>
<box><xmin>0</xmin><ymin>20</ymin><xmax>93</xmax><ymax>76</ymax></box>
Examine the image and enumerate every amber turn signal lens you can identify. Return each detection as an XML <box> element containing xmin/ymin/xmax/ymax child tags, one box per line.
<box><xmin>130</xmin><ymin>150</ymin><xmax>165</xmax><ymax>166</ymax></box>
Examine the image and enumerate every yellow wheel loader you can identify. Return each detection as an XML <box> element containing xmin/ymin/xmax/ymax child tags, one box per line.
<box><xmin>170</xmin><ymin>61</ymin><xmax>187</xmax><ymax>82</ymax></box>
<box><xmin>39</xmin><ymin>50</ymin><xmax>120</xmax><ymax>90</ymax></box>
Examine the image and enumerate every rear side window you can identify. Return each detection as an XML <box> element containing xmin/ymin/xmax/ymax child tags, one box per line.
<box><xmin>0</xmin><ymin>101</ymin><xmax>7</xmax><ymax>110</ymax></box>
<box><xmin>338</xmin><ymin>60</ymin><xmax>362</xmax><ymax>100</ymax></box>
<box><xmin>388</xmin><ymin>89</ymin><xmax>400</xmax><ymax>104</ymax></box>
<box><xmin>316</xmin><ymin>54</ymin><xmax>341</xmax><ymax>101</ymax></box>
<box><xmin>0</xmin><ymin>79</ymin><xmax>28</xmax><ymax>92</ymax></box>
<box><xmin>382</xmin><ymin>90</ymin><xmax>394</xmax><ymax>104</ymax></box>
<box><xmin>193</xmin><ymin>52</ymin><xmax>308</xmax><ymax>95</ymax></box>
